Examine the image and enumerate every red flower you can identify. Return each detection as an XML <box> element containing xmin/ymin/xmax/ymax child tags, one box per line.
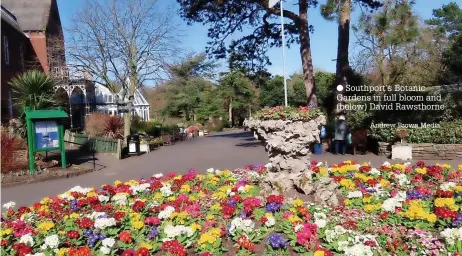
<box><xmin>161</xmin><ymin>240</ymin><xmax>186</xmax><ymax>256</ymax></box>
<box><xmin>416</xmin><ymin>161</ymin><xmax>425</xmax><ymax>168</ymax></box>
<box><xmin>434</xmin><ymin>207</ymin><xmax>458</xmax><ymax>220</ymax></box>
<box><xmin>366</xmin><ymin>179</ymin><xmax>378</xmax><ymax>187</ymax></box>
<box><xmin>119</xmin><ymin>231</ymin><xmax>133</xmax><ymax>243</ymax></box>
<box><xmin>237</xmin><ymin>235</ymin><xmax>256</xmax><ymax>251</ymax></box>
<box><xmin>200</xmin><ymin>253</ymin><xmax>214</xmax><ymax>256</ymax></box>
<box><xmin>379</xmin><ymin>212</ymin><xmax>388</xmax><ymax>220</ymax></box>
<box><xmin>67</xmin><ymin>230</ymin><xmax>80</xmax><ymax>239</ymax></box>
<box><xmin>359</xmin><ymin>166</ymin><xmax>371</xmax><ymax>173</ymax></box>
<box><xmin>312</xmin><ymin>166</ymin><xmax>320</xmax><ymax>173</ymax></box>
<box><xmin>436</xmin><ymin>190</ymin><xmax>454</xmax><ymax>198</ymax></box>
<box><xmin>13</xmin><ymin>243</ymin><xmax>33</xmax><ymax>256</ymax></box>
<box><xmin>266</xmin><ymin>195</ymin><xmax>284</xmax><ymax>204</ymax></box>
<box><xmin>69</xmin><ymin>246</ymin><xmax>92</xmax><ymax>256</ymax></box>
<box><xmin>221</xmin><ymin>205</ymin><xmax>236</xmax><ymax>219</ymax></box>
<box><xmin>365</xmin><ymin>240</ymin><xmax>377</xmax><ymax>247</ymax></box>
<box><xmin>136</xmin><ymin>248</ymin><xmax>150</xmax><ymax>256</ymax></box>
<box><xmin>114</xmin><ymin>211</ymin><xmax>126</xmax><ymax>221</ymax></box>
<box><xmin>132</xmin><ymin>200</ymin><xmax>145</xmax><ymax>212</ymax></box>
<box><xmin>260</xmin><ymin>216</ymin><xmax>268</xmax><ymax>224</ymax></box>
<box><xmin>78</xmin><ymin>217</ymin><xmax>94</xmax><ymax>229</ymax></box>
<box><xmin>145</xmin><ymin>216</ymin><xmax>161</xmax><ymax>226</ymax></box>
<box><xmin>0</xmin><ymin>240</ymin><xmax>8</xmax><ymax>247</ymax></box>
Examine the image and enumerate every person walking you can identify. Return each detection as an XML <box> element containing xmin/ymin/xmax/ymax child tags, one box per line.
<box><xmin>334</xmin><ymin>115</ymin><xmax>349</xmax><ymax>155</ymax></box>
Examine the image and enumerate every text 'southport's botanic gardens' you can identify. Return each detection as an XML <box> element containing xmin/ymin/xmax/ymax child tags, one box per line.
<box><xmin>1</xmin><ymin>160</ymin><xmax>462</xmax><ymax>255</ymax></box>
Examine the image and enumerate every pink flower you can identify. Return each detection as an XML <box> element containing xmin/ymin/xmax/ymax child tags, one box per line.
<box><xmin>145</xmin><ymin>217</ymin><xmax>161</xmax><ymax>225</ymax></box>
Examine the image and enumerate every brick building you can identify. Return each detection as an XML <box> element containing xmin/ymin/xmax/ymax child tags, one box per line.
<box><xmin>1</xmin><ymin>0</ymin><xmax>65</xmax><ymax>122</ymax></box>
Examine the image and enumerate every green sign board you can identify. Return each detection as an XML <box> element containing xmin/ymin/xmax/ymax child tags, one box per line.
<box><xmin>25</xmin><ymin>107</ymin><xmax>68</xmax><ymax>173</ymax></box>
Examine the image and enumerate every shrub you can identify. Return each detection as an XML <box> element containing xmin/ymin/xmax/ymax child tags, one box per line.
<box><xmin>370</xmin><ymin>120</ymin><xmax>462</xmax><ymax>144</ymax></box>
<box><xmin>204</xmin><ymin>118</ymin><xmax>224</xmax><ymax>132</ymax></box>
<box><xmin>103</xmin><ymin>116</ymin><xmax>124</xmax><ymax>139</ymax></box>
<box><xmin>145</xmin><ymin>121</ymin><xmax>162</xmax><ymax>137</ymax></box>
<box><xmin>84</xmin><ymin>113</ymin><xmax>106</xmax><ymax>137</ymax></box>
<box><xmin>1</xmin><ymin>130</ymin><xmax>27</xmax><ymax>173</ymax></box>
<box><xmin>131</xmin><ymin>115</ymin><xmax>147</xmax><ymax>134</ymax></box>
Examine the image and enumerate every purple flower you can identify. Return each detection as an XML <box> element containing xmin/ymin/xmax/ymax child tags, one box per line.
<box><xmin>227</xmin><ymin>200</ymin><xmax>237</xmax><ymax>207</ymax></box>
<box><xmin>267</xmin><ymin>233</ymin><xmax>288</xmax><ymax>249</ymax></box>
<box><xmin>147</xmin><ymin>227</ymin><xmax>160</xmax><ymax>239</ymax></box>
<box><xmin>452</xmin><ymin>214</ymin><xmax>462</xmax><ymax>227</ymax></box>
<box><xmin>265</xmin><ymin>202</ymin><xmax>283</xmax><ymax>213</ymax></box>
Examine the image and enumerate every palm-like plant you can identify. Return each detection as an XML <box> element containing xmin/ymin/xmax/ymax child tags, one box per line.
<box><xmin>9</xmin><ymin>70</ymin><xmax>57</xmax><ymax>113</ymax></box>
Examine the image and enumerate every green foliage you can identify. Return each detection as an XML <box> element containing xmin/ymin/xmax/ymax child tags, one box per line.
<box><xmin>204</xmin><ymin>118</ymin><xmax>224</xmax><ymax>132</ymax></box>
<box><xmin>196</xmin><ymin>87</ymin><xmax>225</xmax><ymax>123</ymax></box>
<box><xmin>253</xmin><ymin>106</ymin><xmax>324</xmax><ymax>121</ymax></box>
<box><xmin>260</xmin><ymin>76</ymin><xmax>284</xmax><ymax>108</ymax></box>
<box><xmin>426</xmin><ymin>2</ymin><xmax>462</xmax><ymax>39</ymax></box>
<box><xmin>370</xmin><ymin>120</ymin><xmax>462</xmax><ymax>144</ymax></box>
<box><xmin>9</xmin><ymin>70</ymin><xmax>56</xmax><ymax>114</ymax></box>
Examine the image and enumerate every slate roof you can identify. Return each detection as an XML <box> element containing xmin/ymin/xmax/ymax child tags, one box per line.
<box><xmin>1</xmin><ymin>0</ymin><xmax>52</xmax><ymax>31</ymax></box>
<box><xmin>1</xmin><ymin>6</ymin><xmax>25</xmax><ymax>35</ymax></box>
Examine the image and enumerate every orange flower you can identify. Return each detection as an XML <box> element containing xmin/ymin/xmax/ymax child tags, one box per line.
<box><xmin>119</xmin><ymin>231</ymin><xmax>133</xmax><ymax>243</ymax></box>
<box><xmin>69</xmin><ymin>246</ymin><xmax>92</xmax><ymax>256</ymax></box>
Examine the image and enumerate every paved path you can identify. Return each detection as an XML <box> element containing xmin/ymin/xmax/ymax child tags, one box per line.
<box><xmin>1</xmin><ymin>130</ymin><xmax>268</xmax><ymax>207</ymax></box>
<box><xmin>2</xmin><ymin>129</ymin><xmax>461</xmax><ymax>207</ymax></box>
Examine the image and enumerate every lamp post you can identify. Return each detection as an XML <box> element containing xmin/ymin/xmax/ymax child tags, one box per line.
<box><xmin>269</xmin><ymin>0</ymin><xmax>288</xmax><ymax>107</ymax></box>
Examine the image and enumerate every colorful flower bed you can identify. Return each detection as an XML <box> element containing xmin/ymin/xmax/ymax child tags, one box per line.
<box><xmin>252</xmin><ymin>106</ymin><xmax>324</xmax><ymax>121</ymax></box>
<box><xmin>1</xmin><ymin>162</ymin><xmax>462</xmax><ymax>255</ymax></box>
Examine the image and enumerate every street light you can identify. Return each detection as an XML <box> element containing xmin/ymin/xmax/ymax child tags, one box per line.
<box><xmin>269</xmin><ymin>0</ymin><xmax>288</xmax><ymax>107</ymax></box>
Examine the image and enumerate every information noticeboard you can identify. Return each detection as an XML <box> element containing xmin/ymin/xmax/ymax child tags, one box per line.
<box><xmin>35</xmin><ymin>121</ymin><xmax>59</xmax><ymax>149</ymax></box>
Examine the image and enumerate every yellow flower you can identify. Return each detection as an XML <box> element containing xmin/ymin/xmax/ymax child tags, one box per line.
<box><xmin>265</xmin><ymin>213</ymin><xmax>274</xmax><ymax>218</ymax></box>
<box><xmin>139</xmin><ymin>242</ymin><xmax>153</xmax><ymax>250</ymax></box>
<box><xmin>344</xmin><ymin>199</ymin><xmax>352</xmax><ymax>206</ymax></box>
<box><xmin>189</xmin><ymin>195</ymin><xmax>196</xmax><ymax>202</ymax></box>
<box><xmin>191</xmin><ymin>223</ymin><xmax>202</xmax><ymax>231</ymax></box>
<box><xmin>319</xmin><ymin>167</ymin><xmax>328</xmax><ymax>177</ymax></box>
<box><xmin>38</xmin><ymin>221</ymin><xmax>55</xmax><ymax>232</ymax></box>
<box><xmin>211</xmin><ymin>203</ymin><xmax>222</xmax><ymax>211</ymax></box>
<box><xmin>114</xmin><ymin>180</ymin><xmax>122</xmax><ymax>186</ymax></box>
<box><xmin>364</xmin><ymin>203</ymin><xmax>381</xmax><ymax>212</ymax></box>
<box><xmin>314</xmin><ymin>251</ymin><xmax>325</xmax><ymax>256</ymax></box>
<box><xmin>131</xmin><ymin>220</ymin><xmax>144</xmax><ymax>229</ymax></box>
<box><xmin>339</xmin><ymin>179</ymin><xmax>356</xmax><ymax>190</ymax></box>
<box><xmin>177</xmin><ymin>211</ymin><xmax>188</xmax><ymax>219</ymax></box>
<box><xmin>244</xmin><ymin>185</ymin><xmax>254</xmax><ymax>193</ymax></box>
<box><xmin>212</xmin><ymin>192</ymin><xmax>227</xmax><ymax>200</ymax></box>
<box><xmin>174</xmin><ymin>175</ymin><xmax>183</xmax><ymax>180</ymax></box>
<box><xmin>206</xmin><ymin>214</ymin><xmax>215</xmax><ymax>220</ymax></box>
<box><xmin>198</xmin><ymin>228</ymin><xmax>222</xmax><ymax>246</ymax></box>
<box><xmin>380</xmin><ymin>179</ymin><xmax>391</xmax><ymax>187</ymax></box>
<box><xmin>288</xmin><ymin>215</ymin><xmax>302</xmax><ymax>223</ymax></box>
<box><xmin>292</xmin><ymin>199</ymin><xmax>303</xmax><ymax>207</ymax></box>
<box><xmin>87</xmin><ymin>191</ymin><xmax>98</xmax><ymax>197</ymax></box>
<box><xmin>427</xmin><ymin>213</ymin><xmax>437</xmax><ymax>223</ymax></box>
<box><xmin>362</xmin><ymin>196</ymin><xmax>373</xmax><ymax>204</ymax></box>
<box><xmin>70</xmin><ymin>213</ymin><xmax>80</xmax><ymax>219</ymax></box>
<box><xmin>442</xmin><ymin>164</ymin><xmax>451</xmax><ymax>169</ymax></box>
<box><xmin>453</xmin><ymin>186</ymin><xmax>462</xmax><ymax>193</ymax></box>
<box><xmin>458</xmin><ymin>164</ymin><xmax>462</xmax><ymax>171</ymax></box>
<box><xmin>180</xmin><ymin>184</ymin><xmax>191</xmax><ymax>193</ymax></box>
<box><xmin>168</xmin><ymin>196</ymin><xmax>176</xmax><ymax>202</ymax></box>
<box><xmin>415</xmin><ymin>167</ymin><xmax>427</xmax><ymax>175</ymax></box>
<box><xmin>434</xmin><ymin>198</ymin><xmax>459</xmax><ymax>211</ymax></box>
<box><xmin>0</xmin><ymin>228</ymin><xmax>12</xmax><ymax>236</ymax></box>
<box><xmin>57</xmin><ymin>248</ymin><xmax>70</xmax><ymax>256</ymax></box>
<box><xmin>198</xmin><ymin>191</ymin><xmax>206</xmax><ymax>198</ymax></box>
<box><xmin>59</xmin><ymin>230</ymin><xmax>66</xmax><ymax>235</ymax></box>
<box><xmin>40</xmin><ymin>197</ymin><xmax>52</xmax><ymax>205</ymax></box>
<box><xmin>197</xmin><ymin>174</ymin><xmax>205</xmax><ymax>180</ymax></box>
<box><xmin>219</xmin><ymin>170</ymin><xmax>232</xmax><ymax>177</ymax></box>
<box><xmin>154</xmin><ymin>193</ymin><xmax>162</xmax><ymax>200</ymax></box>
<box><xmin>130</xmin><ymin>212</ymin><xmax>142</xmax><ymax>221</ymax></box>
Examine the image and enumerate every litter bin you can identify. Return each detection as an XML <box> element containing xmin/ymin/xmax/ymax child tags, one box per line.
<box><xmin>127</xmin><ymin>134</ymin><xmax>140</xmax><ymax>155</ymax></box>
<box><xmin>314</xmin><ymin>143</ymin><xmax>323</xmax><ymax>155</ymax></box>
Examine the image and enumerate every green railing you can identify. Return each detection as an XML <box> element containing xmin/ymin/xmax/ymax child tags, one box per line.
<box><xmin>65</xmin><ymin>131</ymin><xmax>122</xmax><ymax>158</ymax></box>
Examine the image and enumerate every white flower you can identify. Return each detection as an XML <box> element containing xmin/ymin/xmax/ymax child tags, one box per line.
<box><xmin>381</xmin><ymin>198</ymin><xmax>401</xmax><ymax>212</ymax></box>
<box><xmin>206</xmin><ymin>168</ymin><xmax>215</xmax><ymax>173</ymax></box>
<box><xmin>325</xmin><ymin>225</ymin><xmax>347</xmax><ymax>243</ymax></box>
<box><xmin>229</xmin><ymin>217</ymin><xmax>255</xmax><ymax>235</ymax></box>
<box><xmin>294</xmin><ymin>224</ymin><xmax>304</xmax><ymax>232</ymax></box>
<box><xmin>25</xmin><ymin>253</ymin><xmax>45</xmax><ymax>256</ymax></box>
<box><xmin>338</xmin><ymin>240</ymin><xmax>350</xmax><ymax>251</ymax></box>
<box><xmin>160</xmin><ymin>184</ymin><xmax>173</xmax><ymax>197</ymax></box>
<box><xmin>131</xmin><ymin>183</ymin><xmax>150</xmax><ymax>195</ymax></box>
<box><xmin>237</xmin><ymin>186</ymin><xmax>246</xmax><ymax>193</ymax></box>
<box><xmin>396</xmin><ymin>174</ymin><xmax>410</xmax><ymax>186</ymax></box>
<box><xmin>158</xmin><ymin>206</ymin><xmax>176</xmax><ymax>219</ymax></box>
<box><xmin>347</xmin><ymin>191</ymin><xmax>363</xmax><ymax>198</ymax></box>
<box><xmin>102</xmin><ymin>238</ymin><xmax>116</xmax><ymax>248</ymax></box>
<box><xmin>20</xmin><ymin>212</ymin><xmax>36</xmax><ymax>223</ymax></box>
<box><xmin>100</xmin><ymin>247</ymin><xmax>111</xmax><ymax>255</ymax></box>
<box><xmin>248</xmin><ymin>171</ymin><xmax>260</xmax><ymax>178</ymax></box>
<box><xmin>370</xmin><ymin>168</ymin><xmax>380</xmax><ymax>176</ymax></box>
<box><xmin>382</xmin><ymin>161</ymin><xmax>391</xmax><ymax>167</ymax></box>
<box><xmin>441</xmin><ymin>227</ymin><xmax>462</xmax><ymax>246</ymax></box>
<box><xmin>314</xmin><ymin>213</ymin><xmax>328</xmax><ymax>228</ymax></box>
<box><xmin>3</xmin><ymin>201</ymin><xmax>15</xmax><ymax>209</ymax></box>
<box><xmin>44</xmin><ymin>234</ymin><xmax>59</xmax><ymax>249</ymax></box>
<box><xmin>98</xmin><ymin>195</ymin><xmax>109</xmax><ymax>203</ymax></box>
<box><xmin>164</xmin><ymin>225</ymin><xmax>194</xmax><ymax>238</ymax></box>
<box><xmin>265</xmin><ymin>216</ymin><xmax>275</xmax><ymax>227</ymax></box>
<box><xmin>344</xmin><ymin>243</ymin><xmax>373</xmax><ymax>256</ymax></box>
<box><xmin>19</xmin><ymin>234</ymin><xmax>34</xmax><ymax>246</ymax></box>
<box><xmin>58</xmin><ymin>193</ymin><xmax>75</xmax><ymax>201</ymax></box>
<box><xmin>214</xmin><ymin>169</ymin><xmax>221</xmax><ymax>175</ymax></box>
<box><xmin>112</xmin><ymin>193</ymin><xmax>128</xmax><ymax>206</ymax></box>
<box><xmin>69</xmin><ymin>186</ymin><xmax>92</xmax><ymax>194</ymax></box>
<box><xmin>440</xmin><ymin>182</ymin><xmax>456</xmax><ymax>191</ymax></box>
<box><xmin>87</xmin><ymin>212</ymin><xmax>107</xmax><ymax>220</ymax></box>
<box><xmin>94</xmin><ymin>218</ymin><xmax>116</xmax><ymax>229</ymax></box>
<box><xmin>153</xmin><ymin>173</ymin><xmax>163</xmax><ymax>179</ymax></box>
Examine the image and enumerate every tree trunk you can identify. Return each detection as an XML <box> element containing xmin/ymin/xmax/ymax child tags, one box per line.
<box><xmin>298</xmin><ymin>0</ymin><xmax>317</xmax><ymax>106</ymax></box>
<box><xmin>228</xmin><ymin>100</ymin><xmax>233</xmax><ymax>126</ymax></box>
<box><xmin>334</xmin><ymin>0</ymin><xmax>351</xmax><ymax>116</ymax></box>
<box><xmin>124</xmin><ymin>76</ymin><xmax>136</xmax><ymax>139</ymax></box>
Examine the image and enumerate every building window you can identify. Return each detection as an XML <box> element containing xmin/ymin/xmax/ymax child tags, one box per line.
<box><xmin>108</xmin><ymin>95</ymin><xmax>113</xmax><ymax>103</ymax></box>
<box><xmin>3</xmin><ymin>36</ymin><xmax>9</xmax><ymax>65</ymax></box>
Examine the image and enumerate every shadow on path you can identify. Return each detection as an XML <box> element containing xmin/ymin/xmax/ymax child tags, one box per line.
<box><xmin>207</xmin><ymin>131</ymin><xmax>254</xmax><ymax>138</ymax></box>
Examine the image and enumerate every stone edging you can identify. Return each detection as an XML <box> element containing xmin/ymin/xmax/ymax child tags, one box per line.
<box><xmin>378</xmin><ymin>142</ymin><xmax>462</xmax><ymax>160</ymax></box>
<box><xmin>1</xmin><ymin>168</ymin><xmax>94</xmax><ymax>188</ymax></box>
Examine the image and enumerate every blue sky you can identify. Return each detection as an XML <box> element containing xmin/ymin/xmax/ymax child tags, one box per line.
<box><xmin>57</xmin><ymin>0</ymin><xmax>456</xmax><ymax>81</ymax></box>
